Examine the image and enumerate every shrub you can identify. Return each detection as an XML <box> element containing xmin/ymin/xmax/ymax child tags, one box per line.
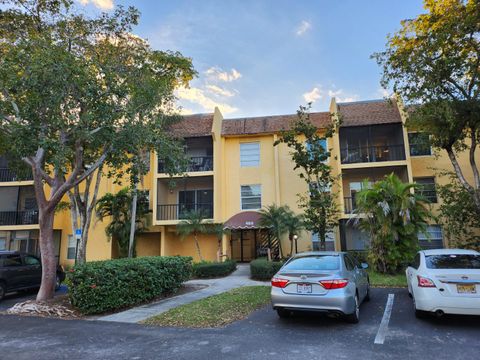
<box><xmin>250</xmin><ymin>259</ymin><xmax>284</xmax><ymax>281</ymax></box>
<box><xmin>68</xmin><ymin>256</ymin><xmax>192</xmax><ymax>314</ymax></box>
<box><xmin>192</xmin><ymin>260</ymin><xmax>237</xmax><ymax>278</ymax></box>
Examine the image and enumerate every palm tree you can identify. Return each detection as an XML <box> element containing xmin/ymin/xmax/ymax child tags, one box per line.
<box><xmin>96</xmin><ymin>188</ymin><xmax>151</xmax><ymax>258</ymax></box>
<box><xmin>209</xmin><ymin>223</ymin><xmax>230</xmax><ymax>261</ymax></box>
<box><xmin>259</xmin><ymin>204</ymin><xmax>289</xmax><ymax>258</ymax></box>
<box><xmin>351</xmin><ymin>173</ymin><xmax>434</xmax><ymax>273</ymax></box>
<box><xmin>282</xmin><ymin>207</ymin><xmax>305</xmax><ymax>256</ymax></box>
<box><xmin>176</xmin><ymin>210</ymin><xmax>211</xmax><ymax>262</ymax></box>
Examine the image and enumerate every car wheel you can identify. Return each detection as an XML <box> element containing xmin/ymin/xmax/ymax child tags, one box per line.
<box><xmin>412</xmin><ymin>295</ymin><xmax>427</xmax><ymax>319</ymax></box>
<box><xmin>364</xmin><ymin>282</ymin><xmax>371</xmax><ymax>302</ymax></box>
<box><xmin>345</xmin><ymin>294</ymin><xmax>360</xmax><ymax>324</ymax></box>
<box><xmin>276</xmin><ymin>308</ymin><xmax>291</xmax><ymax>319</ymax></box>
<box><xmin>0</xmin><ymin>282</ymin><xmax>6</xmax><ymax>301</ymax></box>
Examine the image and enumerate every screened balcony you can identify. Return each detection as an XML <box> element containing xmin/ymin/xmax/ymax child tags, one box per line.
<box><xmin>158</xmin><ymin>136</ymin><xmax>213</xmax><ymax>174</ymax></box>
<box><xmin>156</xmin><ymin>176</ymin><xmax>214</xmax><ymax>221</ymax></box>
<box><xmin>0</xmin><ymin>186</ymin><xmax>38</xmax><ymax>226</ymax></box>
<box><xmin>0</xmin><ymin>156</ymin><xmax>33</xmax><ymax>182</ymax></box>
<box><xmin>339</xmin><ymin>124</ymin><xmax>406</xmax><ymax>164</ymax></box>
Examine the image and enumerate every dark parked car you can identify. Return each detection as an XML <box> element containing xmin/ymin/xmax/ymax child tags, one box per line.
<box><xmin>0</xmin><ymin>250</ymin><xmax>65</xmax><ymax>300</ymax></box>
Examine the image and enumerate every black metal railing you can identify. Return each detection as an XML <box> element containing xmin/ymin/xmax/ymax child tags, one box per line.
<box><xmin>0</xmin><ymin>210</ymin><xmax>39</xmax><ymax>226</ymax></box>
<box><xmin>158</xmin><ymin>156</ymin><xmax>213</xmax><ymax>174</ymax></box>
<box><xmin>156</xmin><ymin>203</ymin><xmax>214</xmax><ymax>221</ymax></box>
<box><xmin>340</xmin><ymin>144</ymin><xmax>406</xmax><ymax>164</ymax></box>
<box><xmin>343</xmin><ymin>197</ymin><xmax>355</xmax><ymax>214</ymax></box>
<box><xmin>0</xmin><ymin>168</ymin><xmax>33</xmax><ymax>182</ymax></box>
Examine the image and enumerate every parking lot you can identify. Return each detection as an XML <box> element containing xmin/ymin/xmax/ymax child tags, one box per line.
<box><xmin>0</xmin><ymin>287</ymin><xmax>479</xmax><ymax>359</ymax></box>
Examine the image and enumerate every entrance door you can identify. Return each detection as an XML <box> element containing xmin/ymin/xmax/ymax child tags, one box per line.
<box><xmin>230</xmin><ymin>230</ymin><xmax>257</xmax><ymax>262</ymax></box>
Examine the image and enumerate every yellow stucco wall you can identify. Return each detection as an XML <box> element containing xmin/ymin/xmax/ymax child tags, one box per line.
<box><xmin>4</xmin><ymin>99</ymin><xmax>479</xmax><ymax>265</ymax></box>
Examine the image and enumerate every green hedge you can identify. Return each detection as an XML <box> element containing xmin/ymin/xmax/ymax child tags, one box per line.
<box><xmin>68</xmin><ymin>256</ymin><xmax>192</xmax><ymax>315</ymax></box>
<box><xmin>192</xmin><ymin>260</ymin><xmax>237</xmax><ymax>278</ymax></box>
<box><xmin>250</xmin><ymin>259</ymin><xmax>284</xmax><ymax>281</ymax></box>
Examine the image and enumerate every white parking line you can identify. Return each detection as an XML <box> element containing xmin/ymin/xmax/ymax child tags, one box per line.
<box><xmin>374</xmin><ymin>293</ymin><xmax>395</xmax><ymax>345</ymax></box>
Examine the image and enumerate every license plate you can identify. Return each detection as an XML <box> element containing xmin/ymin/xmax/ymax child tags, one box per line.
<box><xmin>457</xmin><ymin>284</ymin><xmax>476</xmax><ymax>294</ymax></box>
<box><xmin>297</xmin><ymin>284</ymin><xmax>312</xmax><ymax>294</ymax></box>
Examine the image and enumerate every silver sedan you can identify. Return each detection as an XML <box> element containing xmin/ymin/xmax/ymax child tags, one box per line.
<box><xmin>271</xmin><ymin>251</ymin><xmax>370</xmax><ymax>323</ymax></box>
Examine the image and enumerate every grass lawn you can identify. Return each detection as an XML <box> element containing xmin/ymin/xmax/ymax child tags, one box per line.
<box><xmin>143</xmin><ymin>286</ymin><xmax>271</xmax><ymax>328</ymax></box>
<box><xmin>368</xmin><ymin>270</ymin><xmax>407</xmax><ymax>288</ymax></box>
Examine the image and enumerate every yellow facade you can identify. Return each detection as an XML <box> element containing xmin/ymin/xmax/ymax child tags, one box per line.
<box><xmin>1</xmin><ymin>98</ymin><xmax>479</xmax><ymax>266</ymax></box>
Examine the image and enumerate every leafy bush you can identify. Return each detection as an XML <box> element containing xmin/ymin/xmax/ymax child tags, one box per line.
<box><xmin>347</xmin><ymin>250</ymin><xmax>368</xmax><ymax>264</ymax></box>
<box><xmin>192</xmin><ymin>260</ymin><xmax>237</xmax><ymax>278</ymax></box>
<box><xmin>250</xmin><ymin>259</ymin><xmax>284</xmax><ymax>281</ymax></box>
<box><xmin>68</xmin><ymin>256</ymin><xmax>192</xmax><ymax>314</ymax></box>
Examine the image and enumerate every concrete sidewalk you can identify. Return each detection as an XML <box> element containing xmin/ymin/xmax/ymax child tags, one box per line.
<box><xmin>97</xmin><ymin>264</ymin><xmax>268</xmax><ymax>324</ymax></box>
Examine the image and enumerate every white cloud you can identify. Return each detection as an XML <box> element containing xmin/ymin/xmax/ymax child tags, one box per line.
<box><xmin>296</xmin><ymin>20</ymin><xmax>312</xmax><ymax>36</ymax></box>
<box><xmin>205</xmin><ymin>85</ymin><xmax>235</xmax><ymax>97</ymax></box>
<box><xmin>303</xmin><ymin>87</ymin><xmax>322</xmax><ymax>103</ymax></box>
<box><xmin>78</xmin><ymin>0</ymin><xmax>114</xmax><ymax>10</ymax></box>
<box><xmin>328</xmin><ymin>89</ymin><xmax>359</xmax><ymax>103</ymax></box>
<box><xmin>205</xmin><ymin>67</ymin><xmax>242</xmax><ymax>82</ymax></box>
<box><xmin>176</xmin><ymin>87</ymin><xmax>238</xmax><ymax>114</ymax></box>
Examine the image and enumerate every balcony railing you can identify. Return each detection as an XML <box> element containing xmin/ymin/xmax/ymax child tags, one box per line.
<box><xmin>0</xmin><ymin>168</ymin><xmax>33</xmax><ymax>182</ymax></box>
<box><xmin>156</xmin><ymin>203</ymin><xmax>214</xmax><ymax>221</ymax></box>
<box><xmin>158</xmin><ymin>156</ymin><xmax>213</xmax><ymax>174</ymax></box>
<box><xmin>343</xmin><ymin>197</ymin><xmax>355</xmax><ymax>214</ymax></box>
<box><xmin>340</xmin><ymin>144</ymin><xmax>406</xmax><ymax>164</ymax></box>
<box><xmin>0</xmin><ymin>210</ymin><xmax>39</xmax><ymax>226</ymax></box>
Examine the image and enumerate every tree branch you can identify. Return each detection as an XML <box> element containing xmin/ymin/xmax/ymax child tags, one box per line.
<box><xmin>469</xmin><ymin>128</ymin><xmax>480</xmax><ymax>189</ymax></box>
<box><xmin>446</xmin><ymin>146</ymin><xmax>474</xmax><ymax>193</ymax></box>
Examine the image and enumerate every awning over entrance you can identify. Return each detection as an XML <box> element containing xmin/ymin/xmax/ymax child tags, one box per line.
<box><xmin>223</xmin><ymin>211</ymin><xmax>263</xmax><ymax>230</ymax></box>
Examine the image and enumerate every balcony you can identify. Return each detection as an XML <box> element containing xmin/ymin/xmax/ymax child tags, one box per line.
<box><xmin>340</xmin><ymin>144</ymin><xmax>406</xmax><ymax>164</ymax></box>
<box><xmin>156</xmin><ymin>203</ymin><xmax>214</xmax><ymax>221</ymax></box>
<box><xmin>158</xmin><ymin>156</ymin><xmax>213</xmax><ymax>174</ymax></box>
<box><xmin>0</xmin><ymin>210</ymin><xmax>39</xmax><ymax>226</ymax></box>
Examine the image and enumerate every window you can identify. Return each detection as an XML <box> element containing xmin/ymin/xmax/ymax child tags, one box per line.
<box><xmin>408</xmin><ymin>133</ymin><xmax>431</xmax><ymax>156</ymax></box>
<box><xmin>24</xmin><ymin>255</ymin><xmax>40</xmax><ymax>266</ymax></box>
<box><xmin>240</xmin><ymin>142</ymin><xmax>260</xmax><ymax>167</ymax></box>
<box><xmin>306</xmin><ymin>139</ymin><xmax>328</xmax><ymax>161</ymax></box>
<box><xmin>312</xmin><ymin>231</ymin><xmax>335</xmax><ymax>251</ymax></box>
<box><xmin>241</xmin><ymin>185</ymin><xmax>261</xmax><ymax>210</ymax></box>
<box><xmin>0</xmin><ymin>231</ymin><xmax>6</xmax><ymax>250</ymax></box>
<box><xmin>67</xmin><ymin>235</ymin><xmax>77</xmax><ymax>260</ymax></box>
<box><xmin>344</xmin><ymin>255</ymin><xmax>355</xmax><ymax>271</ymax></box>
<box><xmin>283</xmin><ymin>255</ymin><xmax>340</xmax><ymax>271</ymax></box>
<box><xmin>414</xmin><ymin>177</ymin><xmax>437</xmax><ymax>203</ymax></box>
<box><xmin>413</xmin><ymin>253</ymin><xmax>421</xmax><ymax>269</ymax></box>
<box><xmin>425</xmin><ymin>254</ymin><xmax>480</xmax><ymax>269</ymax></box>
<box><xmin>418</xmin><ymin>225</ymin><xmax>443</xmax><ymax>249</ymax></box>
<box><xmin>4</xmin><ymin>254</ymin><xmax>22</xmax><ymax>267</ymax></box>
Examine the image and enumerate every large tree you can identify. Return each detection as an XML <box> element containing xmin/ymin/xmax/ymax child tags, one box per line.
<box><xmin>373</xmin><ymin>0</ymin><xmax>480</xmax><ymax>214</ymax></box>
<box><xmin>275</xmin><ymin>105</ymin><xmax>339</xmax><ymax>251</ymax></box>
<box><xmin>0</xmin><ymin>0</ymin><xmax>195</xmax><ymax>300</ymax></box>
<box><xmin>352</xmin><ymin>174</ymin><xmax>434</xmax><ymax>273</ymax></box>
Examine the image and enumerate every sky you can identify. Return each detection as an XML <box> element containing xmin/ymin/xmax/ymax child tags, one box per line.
<box><xmin>78</xmin><ymin>0</ymin><xmax>425</xmax><ymax>118</ymax></box>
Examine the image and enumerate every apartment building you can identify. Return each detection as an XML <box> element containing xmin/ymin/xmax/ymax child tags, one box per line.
<box><xmin>1</xmin><ymin>97</ymin><xmax>477</xmax><ymax>266</ymax></box>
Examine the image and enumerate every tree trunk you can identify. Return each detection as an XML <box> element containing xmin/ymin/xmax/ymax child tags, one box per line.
<box><xmin>128</xmin><ymin>185</ymin><xmax>138</xmax><ymax>258</ymax></box>
<box><xmin>193</xmin><ymin>233</ymin><xmax>203</xmax><ymax>262</ymax></box>
<box><xmin>289</xmin><ymin>234</ymin><xmax>294</xmax><ymax>256</ymax></box>
<box><xmin>36</xmin><ymin>209</ymin><xmax>56</xmax><ymax>301</ymax></box>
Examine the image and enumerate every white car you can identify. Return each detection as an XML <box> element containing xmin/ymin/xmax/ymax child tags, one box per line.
<box><xmin>406</xmin><ymin>249</ymin><xmax>480</xmax><ymax>318</ymax></box>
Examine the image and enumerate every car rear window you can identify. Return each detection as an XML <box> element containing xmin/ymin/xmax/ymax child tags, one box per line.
<box><xmin>425</xmin><ymin>254</ymin><xmax>480</xmax><ymax>269</ymax></box>
<box><xmin>282</xmin><ymin>255</ymin><xmax>340</xmax><ymax>271</ymax></box>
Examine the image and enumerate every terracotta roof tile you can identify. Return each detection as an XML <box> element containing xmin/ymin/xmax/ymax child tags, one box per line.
<box><xmin>221</xmin><ymin>112</ymin><xmax>331</xmax><ymax>136</ymax></box>
<box><xmin>167</xmin><ymin>113</ymin><xmax>213</xmax><ymax>138</ymax></box>
<box><xmin>337</xmin><ymin>99</ymin><xmax>402</xmax><ymax>127</ymax></box>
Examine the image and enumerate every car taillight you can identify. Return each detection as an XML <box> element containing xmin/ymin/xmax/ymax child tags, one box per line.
<box><xmin>320</xmin><ymin>279</ymin><xmax>348</xmax><ymax>289</ymax></box>
<box><xmin>417</xmin><ymin>275</ymin><xmax>436</xmax><ymax>288</ymax></box>
<box><xmin>271</xmin><ymin>278</ymin><xmax>289</xmax><ymax>288</ymax></box>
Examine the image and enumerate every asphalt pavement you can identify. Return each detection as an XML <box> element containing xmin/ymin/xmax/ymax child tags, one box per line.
<box><xmin>0</xmin><ymin>287</ymin><xmax>479</xmax><ymax>360</ymax></box>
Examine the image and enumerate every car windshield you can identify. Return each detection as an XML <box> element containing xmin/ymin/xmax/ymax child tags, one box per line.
<box><xmin>282</xmin><ymin>255</ymin><xmax>340</xmax><ymax>271</ymax></box>
<box><xmin>425</xmin><ymin>254</ymin><xmax>480</xmax><ymax>269</ymax></box>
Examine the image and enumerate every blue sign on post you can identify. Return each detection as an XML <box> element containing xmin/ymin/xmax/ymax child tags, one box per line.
<box><xmin>75</xmin><ymin>229</ymin><xmax>82</xmax><ymax>236</ymax></box>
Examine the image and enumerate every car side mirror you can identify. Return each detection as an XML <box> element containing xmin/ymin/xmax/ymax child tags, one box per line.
<box><xmin>361</xmin><ymin>263</ymin><xmax>369</xmax><ymax>269</ymax></box>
